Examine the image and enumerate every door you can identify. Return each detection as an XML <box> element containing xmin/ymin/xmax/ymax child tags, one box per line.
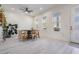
<box><xmin>71</xmin><ymin>6</ymin><xmax>79</xmax><ymax>43</ymax></box>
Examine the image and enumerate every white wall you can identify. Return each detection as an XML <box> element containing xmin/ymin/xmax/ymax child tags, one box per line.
<box><xmin>33</xmin><ymin>5</ymin><xmax>72</xmax><ymax>42</ymax></box>
<box><xmin>4</xmin><ymin>12</ymin><xmax>33</xmax><ymax>30</ymax></box>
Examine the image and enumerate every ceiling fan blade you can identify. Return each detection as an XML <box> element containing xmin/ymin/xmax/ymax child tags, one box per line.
<box><xmin>20</xmin><ymin>8</ymin><xmax>25</xmax><ymax>11</ymax></box>
<box><xmin>28</xmin><ymin>10</ymin><xmax>33</xmax><ymax>12</ymax></box>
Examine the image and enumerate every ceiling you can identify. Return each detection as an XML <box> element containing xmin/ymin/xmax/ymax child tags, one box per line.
<box><xmin>2</xmin><ymin>4</ymin><xmax>56</xmax><ymax>16</ymax></box>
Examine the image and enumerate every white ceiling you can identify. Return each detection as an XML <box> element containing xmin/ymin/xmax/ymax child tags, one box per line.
<box><xmin>2</xmin><ymin>4</ymin><xmax>56</xmax><ymax>16</ymax></box>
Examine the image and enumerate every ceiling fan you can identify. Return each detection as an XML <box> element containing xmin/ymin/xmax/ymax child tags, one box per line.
<box><xmin>20</xmin><ymin>7</ymin><xmax>33</xmax><ymax>14</ymax></box>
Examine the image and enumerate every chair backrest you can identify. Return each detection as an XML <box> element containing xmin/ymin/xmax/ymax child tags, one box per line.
<box><xmin>32</xmin><ymin>30</ymin><xmax>36</xmax><ymax>34</ymax></box>
<box><xmin>27</xmin><ymin>30</ymin><xmax>32</xmax><ymax>34</ymax></box>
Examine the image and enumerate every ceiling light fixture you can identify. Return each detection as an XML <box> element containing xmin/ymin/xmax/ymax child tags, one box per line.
<box><xmin>11</xmin><ymin>8</ymin><xmax>15</xmax><ymax>11</ymax></box>
<box><xmin>25</xmin><ymin>11</ymin><xmax>28</xmax><ymax>14</ymax></box>
<box><xmin>40</xmin><ymin>7</ymin><xmax>43</xmax><ymax>10</ymax></box>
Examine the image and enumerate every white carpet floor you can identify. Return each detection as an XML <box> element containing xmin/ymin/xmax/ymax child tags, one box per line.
<box><xmin>0</xmin><ymin>37</ymin><xmax>79</xmax><ymax>54</ymax></box>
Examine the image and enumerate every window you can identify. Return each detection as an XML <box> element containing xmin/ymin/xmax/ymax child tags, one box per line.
<box><xmin>42</xmin><ymin>16</ymin><xmax>47</xmax><ymax>29</ymax></box>
<box><xmin>34</xmin><ymin>19</ymin><xmax>39</xmax><ymax>29</ymax></box>
<box><xmin>52</xmin><ymin>12</ymin><xmax>61</xmax><ymax>31</ymax></box>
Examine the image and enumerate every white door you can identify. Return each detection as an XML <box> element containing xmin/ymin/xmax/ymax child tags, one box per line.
<box><xmin>71</xmin><ymin>6</ymin><xmax>79</xmax><ymax>43</ymax></box>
